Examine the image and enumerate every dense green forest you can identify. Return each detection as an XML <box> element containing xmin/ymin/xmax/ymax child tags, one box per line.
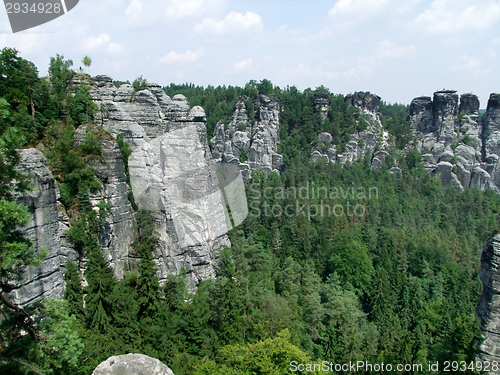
<box><xmin>1</xmin><ymin>48</ymin><xmax>499</xmax><ymax>374</ymax></box>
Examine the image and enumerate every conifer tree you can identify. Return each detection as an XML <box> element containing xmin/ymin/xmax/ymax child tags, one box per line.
<box><xmin>84</xmin><ymin>242</ymin><xmax>116</xmax><ymax>333</ymax></box>
<box><xmin>63</xmin><ymin>260</ymin><xmax>83</xmax><ymax>317</ymax></box>
<box><xmin>134</xmin><ymin>210</ymin><xmax>160</xmax><ymax>320</ymax></box>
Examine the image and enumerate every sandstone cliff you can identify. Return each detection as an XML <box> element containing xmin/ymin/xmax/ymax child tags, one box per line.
<box><xmin>7</xmin><ymin>149</ymin><xmax>78</xmax><ymax>308</ymax></box>
<box><xmin>90</xmin><ymin>75</ymin><xmax>231</xmax><ymax>289</ymax></box>
<box><xmin>478</xmin><ymin>234</ymin><xmax>500</xmax><ymax>363</ymax></box>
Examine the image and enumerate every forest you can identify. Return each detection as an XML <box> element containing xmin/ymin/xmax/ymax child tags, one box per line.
<box><xmin>1</xmin><ymin>47</ymin><xmax>500</xmax><ymax>374</ymax></box>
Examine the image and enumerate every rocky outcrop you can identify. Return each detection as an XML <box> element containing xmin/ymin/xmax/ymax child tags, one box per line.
<box><xmin>314</xmin><ymin>91</ymin><xmax>331</xmax><ymax>120</ymax></box>
<box><xmin>409</xmin><ymin>91</ymin><xmax>493</xmax><ymax>190</ymax></box>
<box><xmin>92</xmin><ymin>354</ymin><xmax>174</xmax><ymax>375</ymax></box>
<box><xmin>7</xmin><ymin>149</ymin><xmax>77</xmax><ymax>307</ymax></box>
<box><xmin>482</xmin><ymin>94</ymin><xmax>500</xmax><ymax>191</ymax></box>
<box><xmin>312</xmin><ymin>91</ymin><xmax>390</xmax><ymax>168</ymax></box>
<box><xmin>210</xmin><ymin>95</ymin><xmax>284</xmax><ymax>178</ymax></box>
<box><xmin>478</xmin><ymin>234</ymin><xmax>500</xmax><ymax>362</ymax></box>
<box><xmin>90</xmin><ymin>75</ymin><xmax>231</xmax><ymax>289</ymax></box>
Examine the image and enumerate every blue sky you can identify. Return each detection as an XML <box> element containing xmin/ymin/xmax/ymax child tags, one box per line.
<box><xmin>1</xmin><ymin>0</ymin><xmax>499</xmax><ymax>106</ymax></box>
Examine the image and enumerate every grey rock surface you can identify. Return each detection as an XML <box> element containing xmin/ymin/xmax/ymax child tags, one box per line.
<box><xmin>210</xmin><ymin>95</ymin><xmax>283</xmax><ymax>176</ymax></box>
<box><xmin>314</xmin><ymin>91</ymin><xmax>331</xmax><ymax>120</ymax></box>
<box><xmin>408</xmin><ymin>91</ymin><xmax>490</xmax><ymax>190</ymax></box>
<box><xmin>7</xmin><ymin>149</ymin><xmax>78</xmax><ymax>307</ymax></box>
<box><xmin>331</xmin><ymin>92</ymin><xmax>391</xmax><ymax>168</ymax></box>
<box><xmin>478</xmin><ymin>235</ymin><xmax>500</xmax><ymax>363</ymax></box>
<box><xmin>92</xmin><ymin>354</ymin><xmax>174</xmax><ymax>375</ymax></box>
<box><xmin>90</xmin><ymin>76</ymin><xmax>231</xmax><ymax>289</ymax></box>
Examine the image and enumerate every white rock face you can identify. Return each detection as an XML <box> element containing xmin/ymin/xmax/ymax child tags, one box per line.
<box><xmin>91</xmin><ymin>75</ymin><xmax>231</xmax><ymax>288</ymax></box>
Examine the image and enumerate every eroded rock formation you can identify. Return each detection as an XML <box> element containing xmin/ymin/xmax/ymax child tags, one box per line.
<box><xmin>310</xmin><ymin>91</ymin><xmax>391</xmax><ymax>169</ymax></box>
<box><xmin>210</xmin><ymin>95</ymin><xmax>284</xmax><ymax>178</ymax></box>
<box><xmin>409</xmin><ymin>91</ymin><xmax>499</xmax><ymax>191</ymax></box>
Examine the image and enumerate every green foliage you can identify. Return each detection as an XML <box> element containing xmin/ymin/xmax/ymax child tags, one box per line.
<box><xmin>239</xmin><ymin>148</ymin><xmax>248</xmax><ymax>163</ymax></box>
<box><xmin>64</xmin><ymin>261</ymin><xmax>83</xmax><ymax>317</ymax></box>
<box><xmin>66</xmin><ymin>84</ymin><xmax>97</xmax><ymax>126</ymax></box>
<box><xmin>463</xmin><ymin>134</ymin><xmax>471</xmax><ymax>145</ymax></box>
<box><xmin>48</xmin><ymin>54</ymin><xmax>73</xmax><ymax>117</ymax></box>
<box><xmin>82</xmin><ymin>56</ymin><xmax>91</xmax><ymax>69</ymax></box>
<box><xmin>134</xmin><ymin>210</ymin><xmax>160</xmax><ymax>320</ymax></box>
<box><xmin>0</xmin><ymin>199</ymin><xmax>33</xmax><ymax>286</ymax></box>
<box><xmin>116</xmin><ymin>133</ymin><xmax>132</xmax><ymax>174</ymax></box>
<box><xmin>132</xmin><ymin>75</ymin><xmax>148</xmax><ymax>92</ymax></box>
<box><xmin>194</xmin><ymin>330</ymin><xmax>321</xmax><ymax>375</ymax></box>
<box><xmin>30</xmin><ymin>299</ymin><xmax>85</xmax><ymax>374</ymax></box>
<box><xmin>113</xmin><ymin>80</ymin><xmax>130</xmax><ymax>88</ymax></box>
<box><xmin>379</xmin><ymin>101</ymin><xmax>411</xmax><ymax>149</ymax></box>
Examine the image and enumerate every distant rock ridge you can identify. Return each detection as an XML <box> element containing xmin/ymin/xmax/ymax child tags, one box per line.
<box><xmin>409</xmin><ymin>91</ymin><xmax>500</xmax><ymax>191</ymax></box>
<box><xmin>210</xmin><ymin>95</ymin><xmax>284</xmax><ymax>178</ymax></box>
<box><xmin>310</xmin><ymin>91</ymin><xmax>392</xmax><ymax>170</ymax></box>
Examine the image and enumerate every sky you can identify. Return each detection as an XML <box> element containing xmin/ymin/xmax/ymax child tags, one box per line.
<box><xmin>1</xmin><ymin>0</ymin><xmax>499</xmax><ymax>106</ymax></box>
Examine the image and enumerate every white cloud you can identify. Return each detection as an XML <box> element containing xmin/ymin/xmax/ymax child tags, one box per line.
<box><xmin>354</xmin><ymin>41</ymin><xmax>416</xmax><ymax>75</ymax></box>
<box><xmin>159</xmin><ymin>47</ymin><xmax>204</xmax><ymax>64</ymax></box>
<box><xmin>280</xmin><ymin>63</ymin><xmax>340</xmax><ymax>81</ymax></box>
<box><xmin>328</xmin><ymin>0</ymin><xmax>421</xmax><ymax>28</ymax></box>
<box><xmin>125</xmin><ymin>0</ymin><xmax>227</xmax><ymax>26</ymax></box>
<box><xmin>408</xmin><ymin>0</ymin><xmax>500</xmax><ymax>35</ymax></box>
<box><xmin>449</xmin><ymin>55</ymin><xmax>491</xmax><ymax>76</ymax></box>
<box><xmin>195</xmin><ymin>11</ymin><xmax>263</xmax><ymax>35</ymax></box>
<box><xmin>83</xmin><ymin>34</ymin><xmax>125</xmax><ymax>56</ymax></box>
<box><xmin>165</xmin><ymin>0</ymin><xmax>227</xmax><ymax>19</ymax></box>
<box><xmin>83</xmin><ymin>33</ymin><xmax>111</xmax><ymax>50</ymax></box>
<box><xmin>233</xmin><ymin>58</ymin><xmax>253</xmax><ymax>73</ymax></box>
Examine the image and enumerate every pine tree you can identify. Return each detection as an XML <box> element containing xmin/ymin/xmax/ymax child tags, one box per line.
<box><xmin>84</xmin><ymin>242</ymin><xmax>116</xmax><ymax>333</ymax></box>
<box><xmin>216</xmin><ymin>248</ymin><xmax>244</xmax><ymax>345</ymax></box>
<box><xmin>134</xmin><ymin>210</ymin><xmax>160</xmax><ymax>320</ymax></box>
<box><xmin>63</xmin><ymin>260</ymin><xmax>83</xmax><ymax>317</ymax></box>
